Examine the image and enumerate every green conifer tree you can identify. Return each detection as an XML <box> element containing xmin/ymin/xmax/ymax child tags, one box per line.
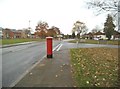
<box><xmin>104</xmin><ymin>14</ymin><xmax>115</xmax><ymax>40</ymax></box>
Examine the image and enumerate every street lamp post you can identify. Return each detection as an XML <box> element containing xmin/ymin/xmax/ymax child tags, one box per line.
<box><xmin>28</xmin><ymin>20</ymin><xmax>32</xmax><ymax>38</ymax></box>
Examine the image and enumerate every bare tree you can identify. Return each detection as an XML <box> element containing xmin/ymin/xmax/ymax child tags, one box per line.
<box><xmin>118</xmin><ymin>1</ymin><xmax>120</xmax><ymax>31</ymax></box>
<box><xmin>35</xmin><ymin>21</ymin><xmax>49</xmax><ymax>38</ymax></box>
<box><xmin>85</xmin><ymin>0</ymin><xmax>119</xmax><ymax>31</ymax></box>
<box><xmin>36</xmin><ymin>21</ymin><xmax>49</xmax><ymax>32</ymax></box>
<box><xmin>91</xmin><ymin>25</ymin><xmax>102</xmax><ymax>33</ymax></box>
<box><xmin>85</xmin><ymin>0</ymin><xmax>118</xmax><ymax>16</ymax></box>
<box><xmin>72</xmin><ymin>21</ymin><xmax>88</xmax><ymax>39</ymax></box>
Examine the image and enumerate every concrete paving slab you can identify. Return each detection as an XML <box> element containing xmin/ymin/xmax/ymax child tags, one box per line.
<box><xmin>15</xmin><ymin>49</ymin><xmax>74</xmax><ymax>87</ymax></box>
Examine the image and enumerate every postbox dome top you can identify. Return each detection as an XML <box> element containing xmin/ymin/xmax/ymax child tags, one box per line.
<box><xmin>46</xmin><ymin>37</ymin><xmax>53</xmax><ymax>39</ymax></box>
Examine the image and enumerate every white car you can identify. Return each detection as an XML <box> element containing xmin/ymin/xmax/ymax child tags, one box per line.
<box><xmin>93</xmin><ymin>38</ymin><xmax>99</xmax><ymax>40</ymax></box>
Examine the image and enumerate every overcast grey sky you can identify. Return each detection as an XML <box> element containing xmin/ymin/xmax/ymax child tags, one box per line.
<box><xmin>0</xmin><ymin>0</ymin><xmax>107</xmax><ymax>34</ymax></box>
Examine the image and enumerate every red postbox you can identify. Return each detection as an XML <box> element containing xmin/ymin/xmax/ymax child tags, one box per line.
<box><xmin>46</xmin><ymin>37</ymin><xmax>53</xmax><ymax>58</ymax></box>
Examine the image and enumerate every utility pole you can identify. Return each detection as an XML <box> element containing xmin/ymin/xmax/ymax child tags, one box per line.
<box><xmin>28</xmin><ymin>20</ymin><xmax>31</xmax><ymax>38</ymax></box>
<box><xmin>28</xmin><ymin>20</ymin><xmax>31</xmax><ymax>29</ymax></box>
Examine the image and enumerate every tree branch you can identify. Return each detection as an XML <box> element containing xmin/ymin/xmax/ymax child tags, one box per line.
<box><xmin>86</xmin><ymin>0</ymin><xmax>118</xmax><ymax>12</ymax></box>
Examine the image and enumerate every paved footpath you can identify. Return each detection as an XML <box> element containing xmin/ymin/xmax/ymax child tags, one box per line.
<box><xmin>15</xmin><ymin>49</ymin><xmax>75</xmax><ymax>87</ymax></box>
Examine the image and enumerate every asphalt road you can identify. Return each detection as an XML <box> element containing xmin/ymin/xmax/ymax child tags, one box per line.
<box><xmin>2</xmin><ymin>39</ymin><xmax>119</xmax><ymax>87</ymax></box>
<box><xmin>61</xmin><ymin>40</ymin><xmax>119</xmax><ymax>50</ymax></box>
<box><xmin>2</xmin><ymin>40</ymin><xmax>61</xmax><ymax>87</ymax></box>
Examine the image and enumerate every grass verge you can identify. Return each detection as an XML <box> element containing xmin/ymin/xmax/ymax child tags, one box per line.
<box><xmin>69</xmin><ymin>39</ymin><xmax>119</xmax><ymax>45</ymax></box>
<box><xmin>2</xmin><ymin>38</ymin><xmax>45</xmax><ymax>45</ymax></box>
<box><xmin>70</xmin><ymin>48</ymin><xmax>118</xmax><ymax>87</ymax></box>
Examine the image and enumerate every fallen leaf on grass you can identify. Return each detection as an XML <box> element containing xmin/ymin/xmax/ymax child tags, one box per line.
<box><xmin>103</xmin><ymin>78</ymin><xmax>106</xmax><ymax>81</ymax></box>
<box><xmin>30</xmin><ymin>73</ymin><xmax>32</xmax><ymax>75</ymax></box>
<box><xmin>73</xmin><ymin>85</ymin><xmax>77</xmax><ymax>87</ymax></box>
<box><xmin>86</xmin><ymin>81</ymin><xmax>89</xmax><ymax>84</ymax></box>
<box><xmin>55</xmin><ymin>75</ymin><xmax>58</xmax><ymax>77</ymax></box>
<box><xmin>73</xmin><ymin>63</ymin><xmax>76</xmax><ymax>66</ymax></box>
<box><xmin>60</xmin><ymin>70</ymin><xmax>63</xmax><ymax>72</ymax></box>
<box><xmin>71</xmin><ymin>48</ymin><xmax>118</xmax><ymax>87</ymax></box>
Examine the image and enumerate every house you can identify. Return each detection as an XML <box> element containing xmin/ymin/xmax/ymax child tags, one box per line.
<box><xmin>11</xmin><ymin>29</ymin><xmax>17</xmax><ymax>38</ymax></box>
<box><xmin>84</xmin><ymin>32</ymin><xmax>94</xmax><ymax>39</ymax></box>
<box><xmin>83</xmin><ymin>31</ymin><xmax>107</xmax><ymax>40</ymax></box>
<box><xmin>16</xmin><ymin>29</ymin><xmax>31</xmax><ymax>38</ymax></box>
<box><xmin>93</xmin><ymin>31</ymin><xmax>106</xmax><ymax>40</ymax></box>
<box><xmin>56</xmin><ymin>34</ymin><xmax>63</xmax><ymax>40</ymax></box>
<box><xmin>31</xmin><ymin>33</ymin><xmax>36</xmax><ymax>38</ymax></box>
<box><xmin>2</xmin><ymin>28</ymin><xmax>14</xmax><ymax>39</ymax></box>
<box><xmin>0</xmin><ymin>27</ymin><xmax>3</xmax><ymax>38</ymax></box>
<box><xmin>9</xmin><ymin>29</ymin><xmax>22</xmax><ymax>38</ymax></box>
<box><xmin>2</xmin><ymin>28</ymin><xmax>31</xmax><ymax>39</ymax></box>
<box><xmin>112</xmin><ymin>30</ymin><xmax>120</xmax><ymax>40</ymax></box>
<box><xmin>83</xmin><ymin>30</ymin><xmax>120</xmax><ymax>40</ymax></box>
<box><xmin>14</xmin><ymin>31</ymin><xmax>21</xmax><ymax>38</ymax></box>
<box><xmin>16</xmin><ymin>30</ymin><xmax>29</xmax><ymax>38</ymax></box>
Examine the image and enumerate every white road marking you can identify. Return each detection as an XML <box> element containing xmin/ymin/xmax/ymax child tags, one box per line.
<box><xmin>52</xmin><ymin>43</ymin><xmax>61</xmax><ymax>51</ymax></box>
<box><xmin>56</xmin><ymin>44</ymin><xmax>63</xmax><ymax>51</ymax></box>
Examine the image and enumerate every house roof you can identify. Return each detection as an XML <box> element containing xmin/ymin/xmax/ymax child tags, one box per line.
<box><xmin>93</xmin><ymin>31</ymin><xmax>105</xmax><ymax>35</ymax></box>
<box><xmin>87</xmin><ymin>32</ymin><xmax>93</xmax><ymax>35</ymax></box>
<box><xmin>114</xmin><ymin>30</ymin><xmax>120</xmax><ymax>35</ymax></box>
<box><xmin>85</xmin><ymin>31</ymin><xmax>105</xmax><ymax>36</ymax></box>
<box><xmin>11</xmin><ymin>29</ymin><xmax>17</xmax><ymax>32</ymax></box>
